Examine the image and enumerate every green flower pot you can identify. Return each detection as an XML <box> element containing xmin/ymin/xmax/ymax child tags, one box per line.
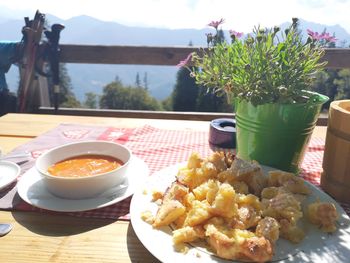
<box><xmin>235</xmin><ymin>92</ymin><xmax>329</xmax><ymax>173</ymax></box>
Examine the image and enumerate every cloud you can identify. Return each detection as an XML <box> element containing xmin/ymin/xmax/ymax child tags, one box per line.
<box><xmin>1</xmin><ymin>0</ymin><xmax>350</xmax><ymax>33</ymax></box>
<box><xmin>298</xmin><ymin>0</ymin><xmax>350</xmax><ymax>9</ymax></box>
<box><xmin>298</xmin><ymin>0</ymin><xmax>328</xmax><ymax>8</ymax></box>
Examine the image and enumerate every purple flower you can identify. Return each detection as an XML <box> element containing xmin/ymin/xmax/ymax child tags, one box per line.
<box><xmin>229</xmin><ymin>30</ymin><xmax>243</xmax><ymax>39</ymax></box>
<box><xmin>177</xmin><ymin>53</ymin><xmax>192</xmax><ymax>68</ymax></box>
<box><xmin>307</xmin><ymin>29</ymin><xmax>321</xmax><ymax>40</ymax></box>
<box><xmin>208</xmin><ymin>18</ymin><xmax>225</xmax><ymax>29</ymax></box>
<box><xmin>320</xmin><ymin>32</ymin><xmax>337</xmax><ymax>43</ymax></box>
<box><xmin>307</xmin><ymin>29</ymin><xmax>337</xmax><ymax>43</ymax></box>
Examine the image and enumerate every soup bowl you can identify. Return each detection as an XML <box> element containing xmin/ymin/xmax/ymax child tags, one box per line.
<box><xmin>36</xmin><ymin>141</ymin><xmax>132</xmax><ymax>199</ymax></box>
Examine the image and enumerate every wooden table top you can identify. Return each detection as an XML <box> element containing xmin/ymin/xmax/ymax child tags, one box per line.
<box><xmin>0</xmin><ymin>113</ymin><xmax>327</xmax><ymax>263</ymax></box>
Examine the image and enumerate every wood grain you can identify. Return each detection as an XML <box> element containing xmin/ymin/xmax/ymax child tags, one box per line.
<box><xmin>0</xmin><ymin>137</ymin><xmax>33</xmax><ymax>154</ymax></box>
<box><xmin>0</xmin><ymin>113</ymin><xmax>210</xmax><ymax>137</ymax></box>
<box><xmin>35</xmin><ymin>108</ymin><xmax>329</xmax><ymax>126</ymax></box>
<box><xmin>0</xmin><ymin>212</ymin><xmax>159</xmax><ymax>263</ymax></box>
<box><xmin>58</xmin><ymin>45</ymin><xmax>350</xmax><ymax>69</ymax></box>
<box><xmin>321</xmin><ymin>48</ymin><xmax>350</xmax><ymax>68</ymax></box>
<box><xmin>37</xmin><ymin>107</ymin><xmax>237</xmax><ymax>122</ymax></box>
<box><xmin>60</xmin><ymin>45</ymin><xmax>199</xmax><ymax>65</ymax></box>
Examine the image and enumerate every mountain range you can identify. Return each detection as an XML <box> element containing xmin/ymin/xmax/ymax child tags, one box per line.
<box><xmin>1</xmin><ymin>14</ymin><xmax>350</xmax><ymax>102</ymax></box>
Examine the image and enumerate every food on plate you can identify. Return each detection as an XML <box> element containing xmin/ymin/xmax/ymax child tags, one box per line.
<box><xmin>307</xmin><ymin>201</ymin><xmax>339</xmax><ymax>232</ymax></box>
<box><xmin>47</xmin><ymin>154</ymin><xmax>123</xmax><ymax>177</ymax></box>
<box><xmin>255</xmin><ymin>216</ymin><xmax>280</xmax><ymax>244</ymax></box>
<box><xmin>205</xmin><ymin>224</ymin><xmax>273</xmax><ymax>262</ymax></box>
<box><xmin>151</xmin><ymin>190</ymin><xmax>163</xmax><ymax>202</ymax></box>
<box><xmin>267</xmin><ymin>170</ymin><xmax>311</xmax><ymax>195</ymax></box>
<box><xmin>140</xmin><ymin>210</ymin><xmax>154</xmax><ymax>224</ymax></box>
<box><xmin>143</xmin><ymin>152</ymin><xmax>339</xmax><ymax>262</ymax></box>
<box><xmin>261</xmin><ymin>187</ymin><xmax>305</xmax><ymax>243</ymax></box>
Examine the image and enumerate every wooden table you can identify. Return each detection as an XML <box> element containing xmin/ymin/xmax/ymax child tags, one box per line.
<box><xmin>0</xmin><ymin>113</ymin><xmax>327</xmax><ymax>263</ymax></box>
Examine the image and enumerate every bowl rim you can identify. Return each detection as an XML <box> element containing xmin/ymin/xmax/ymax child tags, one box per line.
<box><xmin>36</xmin><ymin>140</ymin><xmax>132</xmax><ymax>181</ymax></box>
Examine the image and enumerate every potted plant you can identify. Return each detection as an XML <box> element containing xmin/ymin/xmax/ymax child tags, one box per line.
<box><xmin>179</xmin><ymin>18</ymin><xmax>334</xmax><ymax>172</ymax></box>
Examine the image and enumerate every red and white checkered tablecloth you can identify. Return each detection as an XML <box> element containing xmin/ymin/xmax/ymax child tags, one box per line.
<box><xmin>1</xmin><ymin>123</ymin><xmax>349</xmax><ymax>219</ymax></box>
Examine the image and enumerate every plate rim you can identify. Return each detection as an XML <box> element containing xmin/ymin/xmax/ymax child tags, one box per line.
<box><xmin>17</xmin><ymin>156</ymin><xmax>149</xmax><ymax>212</ymax></box>
<box><xmin>130</xmin><ymin>162</ymin><xmax>350</xmax><ymax>263</ymax></box>
<box><xmin>0</xmin><ymin>160</ymin><xmax>21</xmax><ymax>191</ymax></box>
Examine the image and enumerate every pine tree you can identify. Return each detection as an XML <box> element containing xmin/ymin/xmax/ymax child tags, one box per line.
<box><xmin>196</xmin><ymin>89</ymin><xmax>232</xmax><ymax>112</ymax></box>
<box><xmin>161</xmin><ymin>96</ymin><xmax>173</xmax><ymax>111</ymax></box>
<box><xmin>172</xmin><ymin>66</ymin><xmax>199</xmax><ymax>111</ymax></box>
<box><xmin>84</xmin><ymin>92</ymin><xmax>98</xmax><ymax>109</ymax></box>
<box><xmin>171</xmin><ymin>31</ymin><xmax>230</xmax><ymax>112</ymax></box>
<box><xmin>213</xmin><ymin>29</ymin><xmax>225</xmax><ymax>45</ymax></box>
<box><xmin>334</xmin><ymin>69</ymin><xmax>350</xmax><ymax>100</ymax></box>
<box><xmin>143</xmin><ymin>72</ymin><xmax>148</xmax><ymax>90</ymax></box>
<box><xmin>135</xmin><ymin>72</ymin><xmax>141</xmax><ymax>88</ymax></box>
<box><xmin>52</xmin><ymin>63</ymin><xmax>81</xmax><ymax>108</ymax></box>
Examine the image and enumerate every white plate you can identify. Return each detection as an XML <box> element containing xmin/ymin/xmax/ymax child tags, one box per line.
<box><xmin>18</xmin><ymin>156</ymin><xmax>149</xmax><ymax>212</ymax></box>
<box><xmin>0</xmin><ymin>161</ymin><xmax>21</xmax><ymax>191</ymax></box>
<box><xmin>130</xmin><ymin>163</ymin><xmax>350</xmax><ymax>263</ymax></box>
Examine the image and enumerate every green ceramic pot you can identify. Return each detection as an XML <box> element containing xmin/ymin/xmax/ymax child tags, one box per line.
<box><xmin>235</xmin><ymin>92</ymin><xmax>329</xmax><ymax>173</ymax></box>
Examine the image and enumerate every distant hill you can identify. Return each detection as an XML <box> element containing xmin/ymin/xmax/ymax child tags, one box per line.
<box><xmin>1</xmin><ymin>14</ymin><xmax>350</xmax><ymax>102</ymax></box>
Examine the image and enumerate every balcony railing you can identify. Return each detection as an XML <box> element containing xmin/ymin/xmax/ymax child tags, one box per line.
<box><xmin>58</xmin><ymin>45</ymin><xmax>350</xmax><ymax>68</ymax></box>
<box><xmin>37</xmin><ymin>45</ymin><xmax>350</xmax><ymax>125</ymax></box>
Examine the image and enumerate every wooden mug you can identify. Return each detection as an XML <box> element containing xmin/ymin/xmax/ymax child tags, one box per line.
<box><xmin>321</xmin><ymin>100</ymin><xmax>350</xmax><ymax>203</ymax></box>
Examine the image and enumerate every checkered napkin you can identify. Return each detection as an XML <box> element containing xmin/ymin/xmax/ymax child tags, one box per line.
<box><xmin>0</xmin><ymin>123</ymin><xmax>349</xmax><ymax>219</ymax></box>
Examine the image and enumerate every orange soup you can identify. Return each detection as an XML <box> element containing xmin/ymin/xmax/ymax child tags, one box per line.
<box><xmin>48</xmin><ymin>154</ymin><xmax>123</xmax><ymax>178</ymax></box>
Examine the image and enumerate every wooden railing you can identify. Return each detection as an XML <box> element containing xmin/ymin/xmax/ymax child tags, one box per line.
<box><xmin>59</xmin><ymin>45</ymin><xmax>350</xmax><ymax>67</ymax></box>
<box><xmin>37</xmin><ymin>45</ymin><xmax>350</xmax><ymax>124</ymax></box>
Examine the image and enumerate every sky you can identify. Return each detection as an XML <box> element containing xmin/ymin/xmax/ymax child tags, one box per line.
<box><xmin>1</xmin><ymin>0</ymin><xmax>350</xmax><ymax>33</ymax></box>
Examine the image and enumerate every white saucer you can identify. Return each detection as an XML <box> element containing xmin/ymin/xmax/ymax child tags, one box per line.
<box><xmin>17</xmin><ymin>156</ymin><xmax>149</xmax><ymax>212</ymax></box>
<box><xmin>0</xmin><ymin>161</ymin><xmax>21</xmax><ymax>191</ymax></box>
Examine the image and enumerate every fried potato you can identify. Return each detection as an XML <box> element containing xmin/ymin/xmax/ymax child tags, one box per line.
<box><xmin>256</xmin><ymin>216</ymin><xmax>280</xmax><ymax>244</ymax></box>
<box><xmin>184</xmin><ymin>200</ymin><xmax>212</xmax><ymax>226</ymax></box>
<box><xmin>279</xmin><ymin>219</ymin><xmax>305</xmax><ymax>243</ymax></box>
<box><xmin>268</xmin><ymin>170</ymin><xmax>310</xmax><ymax>195</ymax></box>
<box><xmin>262</xmin><ymin>191</ymin><xmax>303</xmax><ymax>225</ymax></box>
<box><xmin>235</xmin><ymin>194</ymin><xmax>262</xmax><ymax>229</ymax></box>
<box><xmin>307</xmin><ymin>202</ymin><xmax>339</xmax><ymax>233</ymax></box>
<box><xmin>207</xmin><ymin>151</ymin><xmax>228</xmax><ymax>173</ymax></box>
<box><xmin>192</xmin><ymin>179</ymin><xmax>219</xmax><ymax>204</ymax></box>
<box><xmin>229</xmin><ymin>158</ymin><xmax>267</xmax><ymax>196</ymax></box>
<box><xmin>153</xmin><ymin>199</ymin><xmax>186</xmax><ymax>227</ymax></box>
<box><xmin>172</xmin><ymin>225</ymin><xmax>205</xmax><ymax>244</ymax></box>
<box><xmin>187</xmin><ymin>152</ymin><xmax>202</xmax><ymax>169</ymax></box>
<box><xmin>163</xmin><ymin>181</ymin><xmax>189</xmax><ymax>203</ymax></box>
<box><xmin>210</xmin><ymin>183</ymin><xmax>237</xmax><ymax>218</ymax></box>
<box><xmin>146</xmin><ymin>151</ymin><xmax>339</xmax><ymax>262</ymax></box>
<box><xmin>205</xmin><ymin>224</ymin><xmax>273</xmax><ymax>262</ymax></box>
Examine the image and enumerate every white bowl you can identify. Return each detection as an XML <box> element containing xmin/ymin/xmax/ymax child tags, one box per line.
<box><xmin>36</xmin><ymin>141</ymin><xmax>132</xmax><ymax>199</ymax></box>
